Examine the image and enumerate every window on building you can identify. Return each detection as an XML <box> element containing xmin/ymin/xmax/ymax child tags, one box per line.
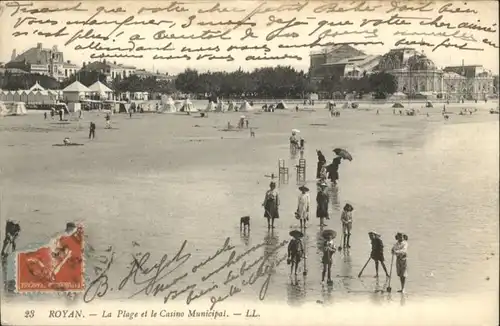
<box><xmin>65</xmin><ymin>69</ymin><xmax>68</xmax><ymax>77</ymax></box>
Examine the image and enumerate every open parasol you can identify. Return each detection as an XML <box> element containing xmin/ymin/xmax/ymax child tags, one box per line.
<box><xmin>333</xmin><ymin>148</ymin><xmax>353</xmax><ymax>161</ymax></box>
<box><xmin>289</xmin><ymin>230</ymin><xmax>304</xmax><ymax>238</ymax></box>
<box><xmin>322</xmin><ymin>229</ymin><xmax>337</xmax><ymax>239</ymax></box>
<box><xmin>292</xmin><ymin>129</ymin><xmax>300</xmax><ymax>133</ymax></box>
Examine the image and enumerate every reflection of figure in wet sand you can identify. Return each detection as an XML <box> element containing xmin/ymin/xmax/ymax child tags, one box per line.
<box><xmin>263</xmin><ymin>231</ymin><xmax>279</xmax><ymax>276</ymax></box>
<box><xmin>262</xmin><ymin>181</ymin><xmax>280</xmax><ymax>229</ymax></box>
<box><xmin>287</xmin><ymin>230</ymin><xmax>304</xmax><ymax>275</ymax></box>
<box><xmin>286</xmin><ymin>275</ymin><xmax>306</xmax><ymax>306</ymax></box>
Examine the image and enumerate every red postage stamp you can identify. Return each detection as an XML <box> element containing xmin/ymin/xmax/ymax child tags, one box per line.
<box><xmin>16</xmin><ymin>224</ymin><xmax>84</xmax><ymax>292</ymax></box>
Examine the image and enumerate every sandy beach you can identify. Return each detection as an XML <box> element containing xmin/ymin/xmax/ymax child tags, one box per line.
<box><xmin>1</xmin><ymin>101</ymin><xmax>498</xmax><ymax>312</ymax></box>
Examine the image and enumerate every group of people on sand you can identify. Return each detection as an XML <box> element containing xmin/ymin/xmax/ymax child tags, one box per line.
<box><xmin>316</xmin><ymin>150</ymin><xmax>343</xmax><ymax>185</ymax></box>
<box><xmin>285</xmin><ymin>211</ymin><xmax>409</xmax><ymax>292</ymax></box>
<box><xmin>289</xmin><ymin>131</ymin><xmax>305</xmax><ymax>154</ymax></box>
<box><xmin>263</xmin><ymin>130</ymin><xmax>409</xmax><ymax>292</ymax></box>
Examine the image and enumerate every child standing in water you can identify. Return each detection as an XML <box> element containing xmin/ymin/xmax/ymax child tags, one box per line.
<box><xmin>321</xmin><ymin>230</ymin><xmax>336</xmax><ymax>284</ymax></box>
<box><xmin>341</xmin><ymin>204</ymin><xmax>353</xmax><ymax>248</ymax></box>
<box><xmin>296</xmin><ymin>186</ymin><xmax>310</xmax><ymax>229</ymax></box>
<box><xmin>287</xmin><ymin>231</ymin><xmax>304</xmax><ymax>275</ymax></box>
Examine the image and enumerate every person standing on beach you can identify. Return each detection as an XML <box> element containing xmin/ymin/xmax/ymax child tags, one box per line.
<box><xmin>369</xmin><ymin>232</ymin><xmax>390</xmax><ymax>278</ymax></box>
<box><xmin>316</xmin><ymin>150</ymin><xmax>327</xmax><ymax>179</ymax></box>
<box><xmin>321</xmin><ymin>232</ymin><xmax>336</xmax><ymax>284</ymax></box>
<box><xmin>327</xmin><ymin>156</ymin><xmax>342</xmax><ymax>185</ymax></box>
<box><xmin>296</xmin><ymin>186</ymin><xmax>310</xmax><ymax>229</ymax></box>
<box><xmin>105</xmin><ymin>113</ymin><xmax>111</xmax><ymax>129</ymax></box>
<box><xmin>341</xmin><ymin>203</ymin><xmax>353</xmax><ymax>248</ymax></box>
<box><xmin>287</xmin><ymin>232</ymin><xmax>304</xmax><ymax>275</ymax></box>
<box><xmin>316</xmin><ymin>182</ymin><xmax>329</xmax><ymax>227</ymax></box>
<box><xmin>89</xmin><ymin>122</ymin><xmax>96</xmax><ymax>139</ymax></box>
<box><xmin>59</xmin><ymin>109</ymin><xmax>63</xmax><ymax>121</ymax></box>
<box><xmin>263</xmin><ymin>181</ymin><xmax>280</xmax><ymax>229</ymax></box>
<box><xmin>392</xmin><ymin>232</ymin><xmax>408</xmax><ymax>293</ymax></box>
<box><xmin>44</xmin><ymin>112</ymin><xmax>47</xmax><ymax>120</ymax></box>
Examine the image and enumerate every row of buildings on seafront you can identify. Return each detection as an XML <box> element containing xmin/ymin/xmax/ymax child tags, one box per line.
<box><xmin>1</xmin><ymin>43</ymin><xmax>175</xmax><ymax>84</ymax></box>
<box><xmin>309</xmin><ymin>45</ymin><xmax>497</xmax><ymax>101</ymax></box>
<box><xmin>0</xmin><ymin>43</ymin><xmax>497</xmax><ymax>101</ymax></box>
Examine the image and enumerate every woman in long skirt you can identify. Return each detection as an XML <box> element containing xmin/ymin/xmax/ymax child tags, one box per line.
<box><xmin>316</xmin><ymin>150</ymin><xmax>326</xmax><ymax>179</ymax></box>
<box><xmin>263</xmin><ymin>181</ymin><xmax>280</xmax><ymax>229</ymax></box>
<box><xmin>316</xmin><ymin>182</ymin><xmax>329</xmax><ymax>227</ymax></box>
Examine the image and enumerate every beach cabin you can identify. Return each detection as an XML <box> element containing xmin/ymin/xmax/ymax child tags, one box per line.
<box><xmin>63</xmin><ymin>81</ymin><xmax>90</xmax><ymax>112</ymax></box>
<box><xmin>88</xmin><ymin>81</ymin><xmax>113</xmax><ymax>101</ymax></box>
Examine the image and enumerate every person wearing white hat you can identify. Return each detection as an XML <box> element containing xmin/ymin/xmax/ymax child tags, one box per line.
<box><xmin>296</xmin><ymin>185</ymin><xmax>310</xmax><ymax>229</ymax></box>
<box><xmin>369</xmin><ymin>232</ymin><xmax>389</xmax><ymax>278</ymax></box>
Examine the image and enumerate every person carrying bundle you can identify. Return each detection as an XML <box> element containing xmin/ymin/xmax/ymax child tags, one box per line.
<box><xmin>392</xmin><ymin>232</ymin><xmax>409</xmax><ymax>293</ymax></box>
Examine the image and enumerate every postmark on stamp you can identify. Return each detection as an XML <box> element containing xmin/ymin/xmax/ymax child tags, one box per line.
<box><xmin>16</xmin><ymin>223</ymin><xmax>85</xmax><ymax>293</ymax></box>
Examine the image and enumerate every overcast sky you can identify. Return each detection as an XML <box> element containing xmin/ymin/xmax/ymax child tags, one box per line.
<box><xmin>0</xmin><ymin>0</ymin><xmax>498</xmax><ymax>74</ymax></box>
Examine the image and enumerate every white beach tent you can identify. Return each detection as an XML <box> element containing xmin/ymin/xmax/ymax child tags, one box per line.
<box><xmin>276</xmin><ymin>100</ymin><xmax>288</xmax><ymax>110</ymax></box>
<box><xmin>227</xmin><ymin>101</ymin><xmax>237</xmax><ymax>111</ymax></box>
<box><xmin>0</xmin><ymin>102</ymin><xmax>8</xmax><ymax>117</ymax></box>
<box><xmin>160</xmin><ymin>96</ymin><xmax>177</xmax><ymax>113</ymax></box>
<box><xmin>238</xmin><ymin>101</ymin><xmax>254</xmax><ymax>112</ymax></box>
<box><xmin>216</xmin><ymin>101</ymin><xmax>226</xmax><ymax>112</ymax></box>
<box><xmin>13</xmin><ymin>90</ymin><xmax>22</xmax><ymax>102</ymax></box>
<box><xmin>180</xmin><ymin>99</ymin><xmax>197</xmax><ymax>112</ymax></box>
<box><xmin>389</xmin><ymin>92</ymin><xmax>407</xmax><ymax>101</ymax></box>
<box><xmin>4</xmin><ymin>102</ymin><xmax>27</xmax><ymax>115</ymax></box>
<box><xmin>88</xmin><ymin>81</ymin><xmax>113</xmax><ymax>100</ymax></box>
<box><xmin>205</xmin><ymin>101</ymin><xmax>217</xmax><ymax>112</ymax></box>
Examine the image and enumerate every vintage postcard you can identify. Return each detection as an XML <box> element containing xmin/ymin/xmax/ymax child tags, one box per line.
<box><xmin>0</xmin><ymin>0</ymin><xmax>498</xmax><ymax>325</ymax></box>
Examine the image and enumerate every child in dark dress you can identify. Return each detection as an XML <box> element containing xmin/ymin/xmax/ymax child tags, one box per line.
<box><xmin>287</xmin><ymin>233</ymin><xmax>304</xmax><ymax>275</ymax></box>
<box><xmin>369</xmin><ymin>232</ymin><xmax>389</xmax><ymax>277</ymax></box>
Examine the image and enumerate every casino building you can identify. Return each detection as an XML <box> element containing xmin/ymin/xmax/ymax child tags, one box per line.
<box><xmin>310</xmin><ymin>46</ymin><xmax>495</xmax><ymax>100</ymax></box>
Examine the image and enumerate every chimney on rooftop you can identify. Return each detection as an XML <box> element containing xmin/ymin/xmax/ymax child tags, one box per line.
<box><xmin>83</xmin><ymin>62</ymin><xmax>86</xmax><ymax>68</ymax></box>
<box><xmin>37</xmin><ymin>43</ymin><xmax>42</xmax><ymax>49</ymax></box>
<box><xmin>103</xmin><ymin>59</ymin><xmax>106</xmax><ymax>64</ymax></box>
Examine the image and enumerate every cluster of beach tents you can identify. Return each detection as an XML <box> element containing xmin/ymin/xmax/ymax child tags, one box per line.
<box><xmin>0</xmin><ymin>101</ymin><xmax>28</xmax><ymax>116</ymax></box>
<box><xmin>156</xmin><ymin>98</ymin><xmax>274</xmax><ymax>114</ymax></box>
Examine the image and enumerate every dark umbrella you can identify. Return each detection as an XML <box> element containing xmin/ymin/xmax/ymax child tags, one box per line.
<box><xmin>333</xmin><ymin>148</ymin><xmax>353</xmax><ymax>161</ymax></box>
<box><xmin>289</xmin><ymin>230</ymin><xmax>304</xmax><ymax>238</ymax></box>
<box><xmin>322</xmin><ymin>229</ymin><xmax>337</xmax><ymax>239</ymax></box>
